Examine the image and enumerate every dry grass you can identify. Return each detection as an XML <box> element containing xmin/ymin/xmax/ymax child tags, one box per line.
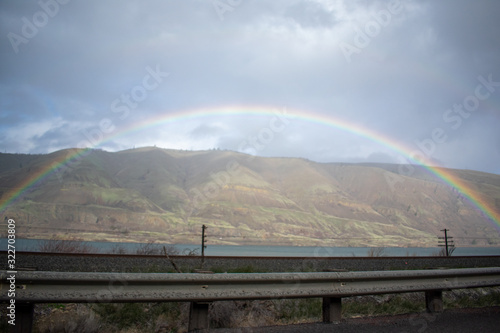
<box><xmin>34</xmin><ymin>304</ymin><xmax>100</xmax><ymax>333</ymax></box>
<box><xmin>210</xmin><ymin>301</ymin><xmax>277</xmax><ymax>328</ymax></box>
<box><xmin>366</xmin><ymin>247</ymin><xmax>387</xmax><ymax>257</ymax></box>
<box><xmin>34</xmin><ymin>302</ymin><xmax>190</xmax><ymax>333</ymax></box>
<box><xmin>37</xmin><ymin>237</ymin><xmax>97</xmax><ymax>253</ymax></box>
<box><xmin>135</xmin><ymin>242</ymin><xmax>180</xmax><ymax>256</ymax></box>
<box><xmin>31</xmin><ymin>288</ymin><xmax>500</xmax><ymax>332</ymax></box>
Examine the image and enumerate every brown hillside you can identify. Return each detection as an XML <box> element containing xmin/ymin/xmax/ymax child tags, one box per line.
<box><xmin>1</xmin><ymin>147</ymin><xmax>499</xmax><ymax>247</ymax></box>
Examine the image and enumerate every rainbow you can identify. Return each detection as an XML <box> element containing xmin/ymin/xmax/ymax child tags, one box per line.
<box><xmin>0</xmin><ymin>148</ymin><xmax>93</xmax><ymax>213</ymax></box>
<box><xmin>1</xmin><ymin>105</ymin><xmax>499</xmax><ymax>230</ymax></box>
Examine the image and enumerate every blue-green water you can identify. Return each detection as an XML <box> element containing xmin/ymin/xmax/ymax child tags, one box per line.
<box><xmin>2</xmin><ymin>238</ymin><xmax>500</xmax><ymax>257</ymax></box>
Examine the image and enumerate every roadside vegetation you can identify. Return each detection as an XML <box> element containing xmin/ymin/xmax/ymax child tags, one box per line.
<box><xmin>36</xmin><ymin>239</ymin><xmax>199</xmax><ymax>257</ymax></box>
<box><xmin>37</xmin><ymin>237</ymin><xmax>97</xmax><ymax>253</ymax></box>
<box><xmin>366</xmin><ymin>247</ymin><xmax>387</xmax><ymax>257</ymax></box>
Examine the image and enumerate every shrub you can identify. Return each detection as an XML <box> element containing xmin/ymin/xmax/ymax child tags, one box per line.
<box><xmin>92</xmin><ymin>303</ymin><xmax>147</xmax><ymax>329</ymax></box>
<box><xmin>210</xmin><ymin>301</ymin><xmax>275</xmax><ymax>328</ymax></box>
<box><xmin>432</xmin><ymin>246</ymin><xmax>456</xmax><ymax>256</ymax></box>
<box><xmin>90</xmin><ymin>302</ymin><xmax>189</xmax><ymax>332</ymax></box>
<box><xmin>136</xmin><ymin>242</ymin><xmax>180</xmax><ymax>256</ymax></box>
<box><xmin>273</xmin><ymin>298</ymin><xmax>321</xmax><ymax>323</ymax></box>
<box><xmin>34</xmin><ymin>304</ymin><xmax>100</xmax><ymax>333</ymax></box>
<box><xmin>38</xmin><ymin>237</ymin><xmax>97</xmax><ymax>254</ymax></box>
<box><xmin>367</xmin><ymin>247</ymin><xmax>387</xmax><ymax>257</ymax></box>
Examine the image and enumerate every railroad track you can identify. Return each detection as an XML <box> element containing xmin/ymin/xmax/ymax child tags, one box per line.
<box><xmin>2</xmin><ymin>250</ymin><xmax>500</xmax><ymax>261</ymax></box>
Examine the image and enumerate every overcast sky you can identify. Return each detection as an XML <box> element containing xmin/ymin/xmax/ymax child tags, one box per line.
<box><xmin>1</xmin><ymin>0</ymin><xmax>499</xmax><ymax>174</ymax></box>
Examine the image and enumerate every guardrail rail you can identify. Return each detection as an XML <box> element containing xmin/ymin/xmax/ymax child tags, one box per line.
<box><xmin>2</xmin><ymin>267</ymin><xmax>500</xmax><ymax>332</ymax></box>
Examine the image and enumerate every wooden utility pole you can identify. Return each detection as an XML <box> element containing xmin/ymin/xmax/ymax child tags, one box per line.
<box><xmin>443</xmin><ymin>229</ymin><xmax>449</xmax><ymax>257</ymax></box>
<box><xmin>438</xmin><ymin>229</ymin><xmax>454</xmax><ymax>256</ymax></box>
<box><xmin>201</xmin><ymin>225</ymin><xmax>207</xmax><ymax>266</ymax></box>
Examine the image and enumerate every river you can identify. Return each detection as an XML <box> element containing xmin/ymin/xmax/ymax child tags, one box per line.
<box><xmin>2</xmin><ymin>238</ymin><xmax>500</xmax><ymax>257</ymax></box>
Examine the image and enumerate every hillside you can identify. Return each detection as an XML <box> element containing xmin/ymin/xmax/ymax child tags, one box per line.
<box><xmin>1</xmin><ymin>147</ymin><xmax>499</xmax><ymax>247</ymax></box>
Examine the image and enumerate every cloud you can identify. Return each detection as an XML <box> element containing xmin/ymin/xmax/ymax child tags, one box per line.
<box><xmin>0</xmin><ymin>117</ymin><xmax>67</xmax><ymax>153</ymax></box>
<box><xmin>0</xmin><ymin>0</ymin><xmax>499</xmax><ymax>174</ymax></box>
<box><xmin>283</xmin><ymin>0</ymin><xmax>338</xmax><ymax>29</ymax></box>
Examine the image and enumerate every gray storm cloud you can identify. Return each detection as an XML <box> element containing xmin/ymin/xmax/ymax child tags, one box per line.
<box><xmin>0</xmin><ymin>0</ymin><xmax>499</xmax><ymax>174</ymax></box>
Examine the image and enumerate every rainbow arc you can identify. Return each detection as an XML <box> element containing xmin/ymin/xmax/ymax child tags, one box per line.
<box><xmin>1</xmin><ymin>105</ymin><xmax>499</xmax><ymax>231</ymax></box>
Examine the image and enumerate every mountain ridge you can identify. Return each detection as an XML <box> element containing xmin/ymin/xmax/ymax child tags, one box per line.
<box><xmin>1</xmin><ymin>147</ymin><xmax>499</xmax><ymax>247</ymax></box>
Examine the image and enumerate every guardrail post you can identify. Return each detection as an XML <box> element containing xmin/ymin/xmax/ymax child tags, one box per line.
<box><xmin>188</xmin><ymin>301</ymin><xmax>211</xmax><ymax>331</ymax></box>
<box><xmin>9</xmin><ymin>303</ymin><xmax>34</xmax><ymax>333</ymax></box>
<box><xmin>322</xmin><ymin>297</ymin><xmax>342</xmax><ymax>322</ymax></box>
<box><xmin>425</xmin><ymin>290</ymin><xmax>443</xmax><ymax>313</ymax></box>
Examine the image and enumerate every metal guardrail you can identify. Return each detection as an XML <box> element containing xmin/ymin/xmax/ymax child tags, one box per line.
<box><xmin>2</xmin><ymin>267</ymin><xmax>500</xmax><ymax>332</ymax></box>
<box><xmin>3</xmin><ymin>267</ymin><xmax>500</xmax><ymax>302</ymax></box>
